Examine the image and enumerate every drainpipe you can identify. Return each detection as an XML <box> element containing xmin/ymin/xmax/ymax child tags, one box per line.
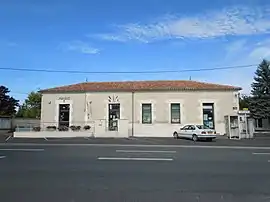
<box><xmin>131</xmin><ymin>91</ymin><xmax>134</xmax><ymax>137</ymax></box>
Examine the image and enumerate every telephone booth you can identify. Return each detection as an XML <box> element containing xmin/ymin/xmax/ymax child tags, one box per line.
<box><xmin>224</xmin><ymin>115</ymin><xmax>240</xmax><ymax>139</ymax></box>
<box><xmin>224</xmin><ymin>111</ymin><xmax>254</xmax><ymax>139</ymax></box>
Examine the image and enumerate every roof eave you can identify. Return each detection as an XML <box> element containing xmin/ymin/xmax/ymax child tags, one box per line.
<box><xmin>40</xmin><ymin>88</ymin><xmax>241</xmax><ymax>94</ymax></box>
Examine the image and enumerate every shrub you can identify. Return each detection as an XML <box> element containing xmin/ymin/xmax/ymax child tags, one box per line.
<box><xmin>70</xmin><ymin>125</ymin><xmax>81</xmax><ymax>131</ymax></box>
<box><xmin>58</xmin><ymin>126</ymin><xmax>69</xmax><ymax>131</ymax></box>
<box><xmin>46</xmin><ymin>126</ymin><xmax>56</xmax><ymax>131</ymax></box>
<box><xmin>84</xmin><ymin>125</ymin><xmax>91</xmax><ymax>130</ymax></box>
<box><xmin>33</xmin><ymin>127</ymin><xmax>41</xmax><ymax>132</ymax></box>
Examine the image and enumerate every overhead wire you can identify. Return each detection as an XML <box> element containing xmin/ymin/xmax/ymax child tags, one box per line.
<box><xmin>0</xmin><ymin>64</ymin><xmax>257</xmax><ymax>74</ymax></box>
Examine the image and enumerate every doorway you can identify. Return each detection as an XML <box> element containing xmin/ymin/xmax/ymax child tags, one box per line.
<box><xmin>202</xmin><ymin>103</ymin><xmax>215</xmax><ymax>129</ymax></box>
<box><xmin>108</xmin><ymin>104</ymin><xmax>120</xmax><ymax>131</ymax></box>
<box><xmin>58</xmin><ymin>104</ymin><xmax>70</xmax><ymax>128</ymax></box>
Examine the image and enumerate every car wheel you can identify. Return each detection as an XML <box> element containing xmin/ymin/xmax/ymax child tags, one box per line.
<box><xmin>192</xmin><ymin>134</ymin><xmax>198</xmax><ymax>142</ymax></box>
<box><xmin>173</xmin><ymin>132</ymin><xmax>178</xmax><ymax>139</ymax></box>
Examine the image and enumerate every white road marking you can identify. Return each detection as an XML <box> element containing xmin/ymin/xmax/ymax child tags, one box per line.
<box><xmin>0</xmin><ymin>149</ymin><xmax>44</xmax><ymax>152</ymax></box>
<box><xmin>5</xmin><ymin>135</ymin><xmax>12</xmax><ymax>142</ymax></box>
<box><xmin>116</xmin><ymin>150</ymin><xmax>176</xmax><ymax>153</ymax></box>
<box><xmin>253</xmin><ymin>152</ymin><xmax>270</xmax><ymax>155</ymax></box>
<box><xmin>2</xmin><ymin>143</ymin><xmax>270</xmax><ymax>150</ymax></box>
<box><xmin>97</xmin><ymin>157</ymin><xmax>173</xmax><ymax>161</ymax></box>
<box><xmin>0</xmin><ymin>156</ymin><xmax>6</xmax><ymax>159</ymax></box>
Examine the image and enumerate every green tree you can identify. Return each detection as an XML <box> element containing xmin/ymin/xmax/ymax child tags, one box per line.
<box><xmin>16</xmin><ymin>92</ymin><xmax>41</xmax><ymax>118</ymax></box>
<box><xmin>0</xmin><ymin>86</ymin><xmax>19</xmax><ymax>116</ymax></box>
<box><xmin>249</xmin><ymin>59</ymin><xmax>270</xmax><ymax>119</ymax></box>
<box><xmin>239</xmin><ymin>94</ymin><xmax>250</xmax><ymax>110</ymax></box>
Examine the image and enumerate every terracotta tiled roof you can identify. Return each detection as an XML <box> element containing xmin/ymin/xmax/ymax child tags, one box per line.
<box><xmin>40</xmin><ymin>80</ymin><xmax>242</xmax><ymax>93</ymax></box>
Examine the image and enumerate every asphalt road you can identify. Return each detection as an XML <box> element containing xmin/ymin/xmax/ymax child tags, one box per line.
<box><xmin>2</xmin><ymin>136</ymin><xmax>270</xmax><ymax>147</ymax></box>
<box><xmin>1</xmin><ymin>144</ymin><xmax>270</xmax><ymax>202</ymax></box>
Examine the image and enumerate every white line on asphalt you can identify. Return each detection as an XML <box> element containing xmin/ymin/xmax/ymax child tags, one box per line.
<box><xmin>116</xmin><ymin>150</ymin><xmax>176</xmax><ymax>153</ymax></box>
<box><xmin>97</xmin><ymin>157</ymin><xmax>173</xmax><ymax>161</ymax></box>
<box><xmin>268</xmin><ymin>160</ymin><xmax>270</xmax><ymax>163</ymax></box>
<box><xmin>0</xmin><ymin>156</ymin><xmax>6</xmax><ymax>159</ymax></box>
<box><xmin>252</xmin><ymin>152</ymin><xmax>270</xmax><ymax>155</ymax></box>
<box><xmin>0</xmin><ymin>149</ymin><xmax>44</xmax><ymax>152</ymax></box>
<box><xmin>5</xmin><ymin>135</ymin><xmax>12</xmax><ymax>142</ymax></box>
<box><xmin>2</xmin><ymin>143</ymin><xmax>270</xmax><ymax>150</ymax></box>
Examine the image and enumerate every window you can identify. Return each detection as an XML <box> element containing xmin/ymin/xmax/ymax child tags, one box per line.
<box><xmin>181</xmin><ymin>125</ymin><xmax>189</xmax><ymax>130</ymax></box>
<box><xmin>142</xmin><ymin>104</ymin><xmax>152</xmax><ymax>124</ymax></box>
<box><xmin>196</xmin><ymin>125</ymin><xmax>210</xmax><ymax>129</ymax></box>
<box><xmin>257</xmin><ymin>118</ymin><xmax>263</xmax><ymax>128</ymax></box>
<box><xmin>188</xmin><ymin>125</ymin><xmax>196</xmax><ymax>130</ymax></box>
<box><xmin>171</xmin><ymin>103</ymin><xmax>181</xmax><ymax>124</ymax></box>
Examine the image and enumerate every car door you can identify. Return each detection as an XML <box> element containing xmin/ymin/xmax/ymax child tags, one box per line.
<box><xmin>188</xmin><ymin>125</ymin><xmax>196</xmax><ymax>138</ymax></box>
<box><xmin>178</xmin><ymin>125</ymin><xmax>189</xmax><ymax>138</ymax></box>
<box><xmin>180</xmin><ymin>125</ymin><xmax>189</xmax><ymax>138</ymax></box>
<box><xmin>186</xmin><ymin>125</ymin><xmax>196</xmax><ymax>139</ymax></box>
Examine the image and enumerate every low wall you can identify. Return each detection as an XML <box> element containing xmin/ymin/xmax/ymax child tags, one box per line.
<box><xmin>12</xmin><ymin>118</ymin><xmax>40</xmax><ymax>128</ymax></box>
<box><xmin>14</xmin><ymin>132</ymin><xmax>92</xmax><ymax>138</ymax></box>
<box><xmin>0</xmin><ymin>117</ymin><xmax>11</xmax><ymax>130</ymax></box>
<box><xmin>133</xmin><ymin>123</ymin><xmax>182</xmax><ymax>137</ymax></box>
<box><xmin>14</xmin><ymin>131</ymin><xmax>129</xmax><ymax>138</ymax></box>
<box><xmin>14</xmin><ymin>120</ymin><xmax>130</xmax><ymax>138</ymax></box>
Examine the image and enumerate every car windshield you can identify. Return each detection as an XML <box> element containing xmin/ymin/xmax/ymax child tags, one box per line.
<box><xmin>196</xmin><ymin>125</ymin><xmax>210</xmax><ymax>129</ymax></box>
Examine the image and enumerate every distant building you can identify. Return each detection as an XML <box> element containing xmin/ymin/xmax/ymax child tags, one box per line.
<box><xmin>255</xmin><ymin>118</ymin><xmax>270</xmax><ymax>130</ymax></box>
<box><xmin>39</xmin><ymin>80</ymin><xmax>241</xmax><ymax>137</ymax></box>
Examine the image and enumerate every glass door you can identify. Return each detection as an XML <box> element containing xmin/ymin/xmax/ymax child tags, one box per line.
<box><xmin>108</xmin><ymin>104</ymin><xmax>120</xmax><ymax>131</ymax></box>
<box><xmin>58</xmin><ymin>104</ymin><xmax>70</xmax><ymax>129</ymax></box>
<box><xmin>202</xmin><ymin>103</ymin><xmax>215</xmax><ymax>129</ymax></box>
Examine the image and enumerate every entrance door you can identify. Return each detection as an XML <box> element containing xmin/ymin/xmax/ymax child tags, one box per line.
<box><xmin>202</xmin><ymin>103</ymin><xmax>215</xmax><ymax>129</ymax></box>
<box><xmin>58</xmin><ymin>104</ymin><xmax>70</xmax><ymax>129</ymax></box>
<box><xmin>108</xmin><ymin>104</ymin><xmax>120</xmax><ymax>131</ymax></box>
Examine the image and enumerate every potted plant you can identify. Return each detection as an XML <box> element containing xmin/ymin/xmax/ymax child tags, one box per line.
<box><xmin>58</xmin><ymin>126</ymin><xmax>69</xmax><ymax>131</ymax></box>
<box><xmin>84</xmin><ymin>125</ymin><xmax>91</xmax><ymax>130</ymax></box>
<box><xmin>33</xmin><ymin>126</ymin><xmax>41</xmax><ymax>132</ymax></box>
<box><xmin>46</xmin><ymin>126</ymin><xmax>56</xmax><ymax>131</ymax></box>
<box><xmin>70</xmin><ymin>125</ymin><xmax>81</xmax><ymax>131</ymax></box>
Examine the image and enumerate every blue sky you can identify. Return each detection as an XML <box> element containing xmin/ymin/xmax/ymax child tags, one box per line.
<box><xmin>1</xmin><ymin>0</ymin><xmax>270</xmax><ymax>102</ymax></box>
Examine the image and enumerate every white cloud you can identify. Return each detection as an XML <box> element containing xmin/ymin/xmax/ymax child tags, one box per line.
<box><xmin>59</xmin><ymin>41</ymin><xmax>100</xmax><ymax>54</ymax></box>
<box><xmin>225</xmin><ymin>39</ymin><xmax>247</xmax><ymax>54</ymax></box>
<box><xmin>249</xmin><ymin>39</ymin><xmax>270</xmax><ymax>60</ymax></box>
<box><xmin>96</xmin><ymin>6</ymin><xmax>270</xmax><ymax>43</ymax></box>
<box><xmin>221</xmin><ymin>38</ymin><xmax>270</xmax><ymax>94</ymax></box>
<box><xmin>250</xmin><ymin>47</ymin><xmax>270</xmax><ymax>59</ymax></box>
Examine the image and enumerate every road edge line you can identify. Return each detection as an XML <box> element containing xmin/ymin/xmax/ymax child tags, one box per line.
<box><xmin>1</xmin><ymin>143</ymin><xmax>270</xmax><ymax>150</ymax></box>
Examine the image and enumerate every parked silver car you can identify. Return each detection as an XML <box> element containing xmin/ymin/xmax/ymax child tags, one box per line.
<box><xmin>173</xmin><ymin>124</ymin><xmax>216</xmax><ymax>141</ymax></box>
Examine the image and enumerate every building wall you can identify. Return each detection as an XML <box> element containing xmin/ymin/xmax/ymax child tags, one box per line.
<box><xmin>41</xmin><ymin>93</ymin><xmax>85</xmax><ymax>128</ymax></box>
<box><xmin>255</xmin><ymin>118</ymin><xmax>270</xmax><ymax>130</ymax></box>
<box><xmin>41</xmin><ymin>90</ymin><xmax>239</xmax><ymax>136</ymax></box>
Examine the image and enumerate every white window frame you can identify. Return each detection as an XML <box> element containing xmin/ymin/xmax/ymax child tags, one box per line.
<box><xmin>170</xmin><ymin>103</ymin><xmax>181</xmax><ymax>124</ymax></box>
<box><xmin>142</xmin><ymin>103</ymin><xmax>152</xmax><ymax>124</ymax></box>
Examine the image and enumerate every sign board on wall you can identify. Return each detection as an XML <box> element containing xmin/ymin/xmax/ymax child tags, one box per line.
<box><xmin>58</xmin><ymin>97</ymin><xmax>70</xmax><ymax>101</ymax></box>
<box><xmin>238</xmin><ymin>110</ymin><xmax>250</xmax><ymax>114</ymax></box>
